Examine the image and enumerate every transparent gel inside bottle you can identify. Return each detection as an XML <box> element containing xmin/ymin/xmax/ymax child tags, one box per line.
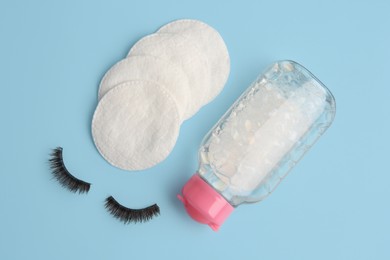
<box><xmin>178</xmin><ymin>60</ymin><xmax>336</xmax><ymax>230</ymax></box>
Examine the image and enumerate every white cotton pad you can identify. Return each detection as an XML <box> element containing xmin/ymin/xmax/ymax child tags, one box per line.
<box><xmin>158</xmin><ymin>19</ymin><xmax>230</xmax><ymax>104</ymax></box>
<box><xmin>91</xmin><ymin>80</ymin><xmax>180</xmax><ymax>171</ymax></box>
<box><xmin>128</xmin><ymin>33</ymin><xmax>210</xmax><ymax>120</ymax></box>
<box><xmin>98</xmin><ymin>55</ymin><xmax>190</xmax><ymax>121</ymax></box>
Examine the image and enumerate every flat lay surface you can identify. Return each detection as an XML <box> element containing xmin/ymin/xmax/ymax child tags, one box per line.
<box><xmin>0</xmin><ymin>0</ymin><xmax>389</xmax><ymax>259</ymax></box>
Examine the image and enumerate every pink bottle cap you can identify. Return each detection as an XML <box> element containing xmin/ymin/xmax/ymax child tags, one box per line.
<box><xmin>177</xmin><ymin>174</ymin><xmax>234</xmax><ymax>231</ymax></box>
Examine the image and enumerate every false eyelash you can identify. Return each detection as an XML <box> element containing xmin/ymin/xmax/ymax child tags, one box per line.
<box><xmin>104</xmin><ymin>196</ymin><xmax>160</xmax><ymax>224</ymax></box>
<box><xmin>49</xmin><ymin>147</ymin><xmax>91</xmax><ymax>194</ymax></box>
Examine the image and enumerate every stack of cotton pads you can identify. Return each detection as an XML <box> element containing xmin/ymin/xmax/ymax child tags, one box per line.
<box><xmin>91</xmin><ymin>19</ymin><xmax>230</xmax><ymax>171</ymax></box>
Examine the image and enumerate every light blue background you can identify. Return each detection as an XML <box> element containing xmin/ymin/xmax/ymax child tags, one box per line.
<box><xmin>1</xmin><ymin>0</ymin><xmax>389</xmax><ymax>259</ymax></box>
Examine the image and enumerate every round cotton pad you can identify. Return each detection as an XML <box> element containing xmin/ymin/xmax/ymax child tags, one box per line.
<box><xmin>158</xmin><ymin>19</ymin><xmax>230</xmax><ymax>105</ymax></box>
<box><xmin>98</xmin><ymin>55</ymin><xmax>190</xmax><ymax>121</ymax></box>
<box><xmin>92</xmin><ymin>80</ymin><xmax>180</xmax><ymax>171</ymax></box>
<box><xmin>128</xmin><ymin>33</ymin><xmax>210</xmax><ymax>120</ymax></box>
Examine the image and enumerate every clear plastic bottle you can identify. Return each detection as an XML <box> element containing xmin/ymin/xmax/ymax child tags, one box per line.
<box><xmin>178</xmin><ymin>60</ymin><xmax>336</xmax><ymax>231</ymax></box>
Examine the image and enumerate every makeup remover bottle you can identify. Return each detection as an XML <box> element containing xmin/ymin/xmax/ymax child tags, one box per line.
<box><xmin>178</xmin><ymin>60</ymin><xmax>336</xmax><ymax>231</ymax></box>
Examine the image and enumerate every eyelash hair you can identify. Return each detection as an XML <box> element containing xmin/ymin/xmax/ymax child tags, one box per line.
<box><xmin>104</xmin><ymin>196</ymin><xmax>160</xmax><ymax>224</ymax></box>
<box><xmin>49</xmin><ymin>147</ymin><xmax>91</xmax><ymax>194</ymax></box>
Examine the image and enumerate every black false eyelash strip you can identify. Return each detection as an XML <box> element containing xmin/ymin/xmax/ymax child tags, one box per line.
<box><xmin>49</xmin><ymin>147</ymin><xmax>91</xmax><ymax>194</ymax></box>
<box><xmin>104</xmin><ymin>196</ymin><xmax>160</xmax><ymax>224</ymax></box>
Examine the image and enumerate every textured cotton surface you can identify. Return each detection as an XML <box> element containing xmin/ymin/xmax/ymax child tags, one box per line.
<box><xmin>98</xmin><ymin>55</ymin><xmax>190</xmax><ymax>121</ymax></box>
<box><xmin>128</xmin><ymin>33</ymin><xmax>210</xmax><ymax>120</ymax></box>
<box><xmin>92</xmin><ymin>80</ymin><xmax>180</xmax><ymax>170</ymax></box>
<box><xmin>158</xmin><ymin>19</ymin><xmax>230</xmax><ymax>105</ymax></box>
